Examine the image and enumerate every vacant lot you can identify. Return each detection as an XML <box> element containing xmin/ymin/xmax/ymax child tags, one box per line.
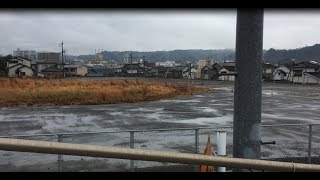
<box><xmin>0</xmin><ymin>78</ymin><xmax>213</xmax><ymax>107</ymax></box>
<box><xmin>0</xmin><ymin>79</ymin><xmax>319</xmax><ymax>171</ymax></box>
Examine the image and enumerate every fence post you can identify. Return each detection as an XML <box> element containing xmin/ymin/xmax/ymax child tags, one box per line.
<box><xmin>308</xmin><ymin>124</ymin><xmax>312</xmax><ymax>164</ymax></box>
<box><xmin>216</xmin><ymin>130</ymin><xmax>227</xmax><ymax>172</ymax></box>
<box><xmin>130</xmin><ymin>131</ymin><xmax>135</xmax><ymax>172</ymax></box>
<box><xmin>57</xmin><ymin>134</ymin><xmax>63</xmax><ymax>172</ymax></box>
<box><xmin>195</xmin><ymin>129</ymin><xmax>199</xmax><ymax>154</ymax></box>
<box><xmin>193</xmin><ymin>128</ymin><xmax>199</xmax><ymax>172</ymax></box>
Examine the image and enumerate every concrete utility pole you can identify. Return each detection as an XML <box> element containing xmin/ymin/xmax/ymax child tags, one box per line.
<box><xmin>130</xmin><ymin>52</ymin><xmax>133</xmax><ymax>77</ymax></box>
<box><xmin>60</xmin><ymin>41</ymin><xmax>64</xmax><ymax>77</ymax></box>
<box><xmin>189</xmin><ymin>62</ymin><xmax>191</xmax><ymax>80</ymax></box>
<box><xmin>233</xmin><ymin>9</ymin><xmax>264</xmax><ymax>172</ymax></box>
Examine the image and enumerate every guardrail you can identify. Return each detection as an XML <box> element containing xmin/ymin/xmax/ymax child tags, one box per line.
<box><xmin>0</xmin><ymin>138</ymin><xmax>319</xmax><ymax>172</ymax></box>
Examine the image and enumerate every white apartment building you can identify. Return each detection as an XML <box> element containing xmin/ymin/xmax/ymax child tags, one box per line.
<box><xmin>13</xmin><ymin>48</ymin><xmax>37</xmax><ymax>63</ymax></box>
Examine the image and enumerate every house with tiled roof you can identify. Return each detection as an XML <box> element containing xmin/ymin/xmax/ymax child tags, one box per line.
<box><xmin>219</xmin><ymin>61</ymin><xmax>235</xmax><ymax>81</ymax></box>
<box><xmin>41</xmin><ymin>65</ymin><xmax>64</xmax><ymax>78</ymax></box>
<box><xmin>200</xmin><ymin>63</ymin><xmax>221</xmax><ymax>80</ymax></box>
<box><xmin>7</xmin><ymin>57</ymin><xmax>36</xmax><ymax>77</ymax></box>
<box><xmin>289</xmin><ymin>61</ymin><xmax>320</xmax><ymax>84</ymax></box>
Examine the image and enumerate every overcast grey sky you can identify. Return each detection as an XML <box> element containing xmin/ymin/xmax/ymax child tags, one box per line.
<box><xmin>1</xmin><ymin>10</ymin><xmax>320</xmax><ymax>56</ymax></box>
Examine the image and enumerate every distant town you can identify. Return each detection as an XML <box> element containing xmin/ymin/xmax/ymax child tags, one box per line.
<box><xmin>1</xmin><ymin>47</ymin><xmax>320</xmax><ymax>85</ymax></box>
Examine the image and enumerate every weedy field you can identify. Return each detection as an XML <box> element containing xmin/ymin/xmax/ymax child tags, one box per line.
<box><xmin>0</xmin><ymin>78</ymin><xmax>213</xmax><ymax>107</ymax></box>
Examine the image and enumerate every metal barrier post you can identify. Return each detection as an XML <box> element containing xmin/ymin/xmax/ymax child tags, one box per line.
<box><xmin>216</xmin><ymin>130</ymin><xmax>227</xmax><ymax>172</ymax></box>
<box><xmin>57</xmin><ymin>134</ymin><xmax>63</xmax><ymax>172</ymax></box>
<box><xmin>130</xmin><ymin>131</ymin><xmax>135</xmax><ymax>172</ymax></box>
<box><xmin>308</xmin><ymin>124</ymin><xmax>312</xmax><ymax>164</ymax></box>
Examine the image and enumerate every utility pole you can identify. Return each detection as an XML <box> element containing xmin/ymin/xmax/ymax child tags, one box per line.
<box><xmin>60</xmin><ymin>41</ymin><xmax>65</xmax><ymax>77</ymax></box>
<box><xmin>189</xmin><ymin>62</ymin><xmax>191</xmax><ymax>80</ymax></box>
<box><xmin>233</xmin><ymin>9</ymin><xmax>264</xmax><ymax>172</ymax></box>
<box><xmin>130</xmin><ymin>52</ymin><xmax>133</xmax><ymax>77</ymax></box>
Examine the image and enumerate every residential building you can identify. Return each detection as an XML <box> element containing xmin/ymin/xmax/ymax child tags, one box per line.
<box><xmin>102</xmin><ymin>60</ymin><xmax>118</xmax><ymax>68</ymax></box>
<box><xmin>121</xmin><ymin>63</ymin><xmax>146</xmax><ymax>76</ymax></box>
<box><xmin>8</xmin><ymin>64</ymin><xmax>35</xmax><ymax>77</ymax></box>
<box><xmin>302</xmin><ymin>72</ymin><xmax>320</xmax><ymax>84</ymax></box>
<box><xmin>289</xmin><ymin>61</ymin><xmax>320</xmax><ymax>84</ymax></box>
<box><xmin>219</xmin><ymin>61</ymin><xmax>235</xmax><ymax>81</ymax></box>
<box><xmin>86</xmin><ymin>66</ymin><xmax>114</xmax><ymax>77</ymax></box>
<box><xmin>109</xmin><ymin>65</ymin><xmax>123</xmax><ymax>76</ymax></box>
<box><xmin>200</xmin><ymin>63</ymin><xmax>221</xmax><ymax>80</ymax></box>
<box><xmin>13</xmin><ymin>49</ymin><xmax>37</xmax><ymax>63</ymax></box>
<box><xmin>86</xmin><ymin>52</ymin><xmax>105</xmax><ymax>67</ymax></box>
<box><xmin>143</xmin><ymin>61</ymin><xmax>156</xmax><ymax>68</ymax></box>
<box><xmin>123</xmin><ymin>54</ymin><xmax>130</xmax><ymax>64</ymax></box>
<box><xmin>41</xmin><ymin>66</ymin><xmax>64</xmax><ymax>78</ymax></box>
<box><xmin>7</xmin><ymin>57</ymin><xmax>35</xmax><ymax>77</ymax></box>
<box><xmin>273</xmin><ymin>65</ymin><xmax>291</xmax><ymax>81</ymax></box>
<box><xmin>37</xmin><ymin>52</ymin><xmax>61</xmax><ymax>62</ymax></box>
<box><xmin>157</xmin><ymin>66</ymin><xmax>171</xmax><ymax>78</ymax></box>
<box><xmin>169</xmin><ymin>66</ymin><xmax>185</xmax><ymax>78</ymax></box>
<box><xmin>35</xmin><ymin>60</ymin><xmax>64</xmax><ymax>77</ymax></box>
<box><xmin>146</xmin><ymin>67</ymin><xmax>159</xmax><ymax>77</ymax></box>
<box><xmin>64</xmin><ymin>65</ymin><xmax>88</xmax><ymax>76</ymax></box>
<box><xmin>196</xmin><ymin>59</ymin><xmax>214</xmax><ymax>79</ymax></box>
<box><xmin>262</xmin><ymin>63</ymin><xmax>277</xmax><ymax>81</ymax></box>
<box><xmin>7</xmin><ymin>57</ymin><xmax>31</xmax><ymax>68</ymax></box>
<box><xmin>155</xmin><ymin>60</ymin><xmax>176</xmax><ymax>67</ymax></box>
<box><xmin>182</xmin><ymin>66</ymin><xmax>197</xmax><ymax>79</ymax></box>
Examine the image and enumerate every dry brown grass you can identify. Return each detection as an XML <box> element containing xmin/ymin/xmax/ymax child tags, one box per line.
<box><xmin>0</xmin><ymin>77</ymin><xmax>213</xmax><ymax>107</ymax></box>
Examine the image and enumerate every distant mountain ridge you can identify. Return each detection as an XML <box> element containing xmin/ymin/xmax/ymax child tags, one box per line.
<box><xmin>77</xmin><ymin>49</ymin><xmax>236</xmax><ymax>63</ymax></box>
<box><xmin>263</xmin><ymin>44</ymin><xmax>320</xmax><ymax>64</ymax></box>
<box><xmin>75</xmin><ymin>44</ymin><xmax>320</xmax><ymax>65</ymax></box>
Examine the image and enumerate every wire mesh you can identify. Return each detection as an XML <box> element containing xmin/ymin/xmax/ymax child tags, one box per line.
<box><xmin>261</xmin><ymin>125</ymin><xmax>310</xmax><ymax>164</ymax></box>
<box><xmin>0</xmin><ymin>135</ymin><xmax>58</xmax><ymax>172</ymax></box>
<box><xmin>311</xmin><ymin>124</ymin><xmax>320</xmax><ymax>165</ymax></box>
<box><xmin>60</xmin><ymin>132</ymin><xmax>131</xmax><ymax>172</ymax></box>
<box><xmin>133</xmin><ymin>129</ymin><xmax>196</xmax><ymax>172</ymax></box>
<box><xmin>0</xmin><ymin>124</ymin><xmax>319</xmax><ymax>172</ymax></box>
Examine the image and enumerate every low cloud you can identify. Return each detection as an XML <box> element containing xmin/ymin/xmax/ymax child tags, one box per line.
<box><xmin>0</xmin><ymin>10</ymin><xmax>319</xmax><ymax>55</ymax></box>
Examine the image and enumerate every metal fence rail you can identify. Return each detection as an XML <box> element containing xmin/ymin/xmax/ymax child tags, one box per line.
<box><xmin>0</xmin><ymin>123</ymin><xmax>319</xmax><ymax>172</ymax></box>
<box><xmin>1</xmin><ymin>137</ymin><xmax>320</xmax><ymax>172</ymax></box>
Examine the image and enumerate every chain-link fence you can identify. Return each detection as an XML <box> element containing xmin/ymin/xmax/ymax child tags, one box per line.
<box><xmin>0</xmin><ymin>124</ymin><xmax>319</xmax><ymax>172</ymax></box>
<box><xmin>0</xmin><ymin>134</ymin><xmax>58</xmax><ymax>172</ymax></box>
<box><xmin>60</xmin><ymin>132</ymin><xmax>131</xmax><ymax>172</ymax></box>
<box><xmin>261</xmin><ymin>125</ymin><xmax>309</xmax><ymax>163</ymax></box>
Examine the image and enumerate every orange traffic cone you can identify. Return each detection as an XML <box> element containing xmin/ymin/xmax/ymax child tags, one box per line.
<box><xmin>199</xmin><ymin>135</ymin><xmax>215</xmax><ymax>172</ymax></box>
